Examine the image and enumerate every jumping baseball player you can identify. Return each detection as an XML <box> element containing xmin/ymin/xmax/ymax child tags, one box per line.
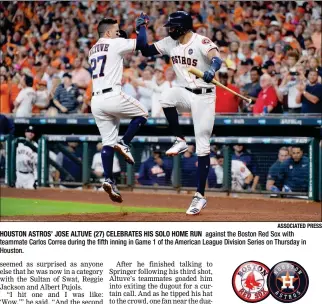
<box><xmin>89</xmin><ymin>18</ymin><xmax>149</xmax><ymax>203</ymax></box>
<box><xmin>136</xmin><ymin>11</ymin><xmax>222</xmax><ymax>214</ymax></box>
<box><xmin>15</xmin><ymin>126</ymin><xmax>38</xmax><ymax>189</ymax></box>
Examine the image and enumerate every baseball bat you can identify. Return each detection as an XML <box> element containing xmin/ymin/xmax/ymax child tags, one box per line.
<box><xmin>188</xmin><ymin>67</ymin><xmax>253</xmax><ymax>104</ymax></box>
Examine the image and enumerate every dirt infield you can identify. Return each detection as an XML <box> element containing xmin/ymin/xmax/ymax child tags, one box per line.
<box><xmin>1</xmin><ymin>187</ymin><xmax>321</xmax><ymax>222</ymax></box>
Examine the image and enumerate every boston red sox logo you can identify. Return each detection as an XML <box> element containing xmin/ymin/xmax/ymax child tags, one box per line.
<box><xmin>232</xmin><ymin>261</ymin><xmax>270</xmax><ymax>303</ymax></box>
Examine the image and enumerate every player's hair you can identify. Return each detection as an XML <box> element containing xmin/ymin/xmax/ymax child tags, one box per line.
<box><xmin>24</xmin><ymin>74</ymin><xmax>34</xmax><ymax>87</ymax></box>
<box><xmin>279</xmin><ymin>147</ymin><xmax>289</xmax><ymax>154</ymax></box>
<box><xmin>291</xmin><ymin>145</ymin><xmax>303</xmax><ymax>151</ymax></box>
<box><xmin>97</xmin><ymin>18</ymin><xmax>117</xmax><ymax>38</ymax></box>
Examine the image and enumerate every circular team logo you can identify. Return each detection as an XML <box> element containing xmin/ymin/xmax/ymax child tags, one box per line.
<box><xmin>267</xmin><ymin>261</ymin><xmax>309</xmax><ymax>303</ymax></box>
<box><xmin>188</xmin><ymin>48</ymin><xmax>193</xmax><ymax>55</ymax></box>
<box><xmin>232</xmin><ymin>261</ymin><xmax>270</xmax><ymax>303</ymax></box>
<box><xmin>202</xmin><ymin>38</ymin><xmax>211</xmax><ymax>44</ymax></box>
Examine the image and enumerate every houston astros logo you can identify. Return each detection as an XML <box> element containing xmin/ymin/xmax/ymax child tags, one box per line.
<box><xmin>232</xmin><ymin>261</ymin><xmax>270</xmax><ymax>303</ymax></box>
<box><xmin>267</xmin><ymin>261</ymin><xmax>309</xmax><ymax>303</ymax></box>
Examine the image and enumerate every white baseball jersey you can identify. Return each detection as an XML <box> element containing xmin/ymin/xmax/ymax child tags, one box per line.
<box><xmin>231</xmin><ymin>159</ymin><xmax>252</xmax><ymax>191</ymax></box>
<box><xmin>211</xmin><ymin>160</ymin><xmax>252</xmax><ymax>191</ymax></box>
<box><xmin>15</xmin><ymin>142</ymin><xmax>37</xmax><ymax>189</ymax></box>
<box><xmin>155</xmin><ymin>33</ymin><xmax>218</xmax><ymax>89</ymax></box>
<box><xmin>15</xmin><ymin>87</ymin><xmax>36</xmax><ymax>117</ymax></box>
<box><xmin>88</xmin><ymin>37</ymin><xmax>136</xmax><ymax>92</ymax></box>
<box><xmin>89</xmin><ymin>37</ymin><xmax>147</xmax><ymax>147</ymax></box>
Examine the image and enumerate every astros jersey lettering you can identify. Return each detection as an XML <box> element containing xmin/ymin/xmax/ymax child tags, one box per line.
<box><xmin>15</xmin><ymin>142</ymin><xmax>37</xmax><ymax>189</ymax></box>
<box><xmin>155</xmin><ymin>33</ymin><xmax>218</xmax><ymax>89</ymax></box>
<box><xmin>88</xmin><ymin>38</ymin><xmax>136</xmax><ymax>92</ymax></box>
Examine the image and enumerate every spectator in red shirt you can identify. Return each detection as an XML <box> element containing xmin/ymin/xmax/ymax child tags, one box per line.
<box><xmin>253</xmin><ymin>74</ymin><xmax>278</xmax><ymax>114</ymax></box>
<box><xmin>215</xmin><ymin>69</ymin><xmax>241</xmax><ymax>114</ymax></box>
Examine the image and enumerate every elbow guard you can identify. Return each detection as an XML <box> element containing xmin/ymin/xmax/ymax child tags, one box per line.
<box><xmin>210</xmin><ymin>57</ymin><xmax>222</xmax><ymax>73</ymax></box>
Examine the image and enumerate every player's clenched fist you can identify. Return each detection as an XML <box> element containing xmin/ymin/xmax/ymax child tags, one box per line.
<box><xmin>202</xmin><ymin>70</ymin><xmax>215</xmax><ymax>83</ymax></box>
<box><xmin>136</xmin><ymin>12</ymin><xmax>150</xmax><ymax>33</ymax></box>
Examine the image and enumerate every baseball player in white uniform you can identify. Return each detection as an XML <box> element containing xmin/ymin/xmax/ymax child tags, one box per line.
<box><xmin>136</xmin><ymin>11</ymin><xmax>222</xmax><ymax>214</ymax></box>
<box><xmin>89</xmin><ymin>19</ymin><xmax>148</xmax><ymax>203</ymax></box>
<box><xmin>210</xmin><ymin>151</ymin><xmax>254</xmax><ymax>191</ymax></box>
<box><xmin>15</xmin><ymin>126</ymin><xmax>38</xmax><ymax>189</ymax></box>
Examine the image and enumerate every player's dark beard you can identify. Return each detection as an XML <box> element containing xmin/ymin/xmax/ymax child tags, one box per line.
<box><xmin>169</xmin><ymin>27</ymin><xmax>187</xmax><ymax>40</ymax></box>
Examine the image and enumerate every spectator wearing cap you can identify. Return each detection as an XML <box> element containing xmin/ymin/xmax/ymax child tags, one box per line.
<box><xmin>53</xmin><ymin>73</ymin><xmax>82</xmax><ymax>114</ymax></box>
<box><xmin>296</xmin><ymin>69</ymin><xmax>322</xmax><ymax>114</ymax></box>
<box><xmin>138</xmin><ymin>145</ymin><xmax>173</xmax><ymax>186</ymax></box>
<box><xmin>266</xmin><ymin>47</ymin><xmax>276</xmax><ymax>62</ymax></box>
<box><xmin>71</xmin><ymin>57</ymin><xmax>91</xmax><ymax>90</ymax></box>
<box><xmin>237</xmin><ymin>59</ymin><xmax>253</xmax><ymax>87</ymax></box>
<box><xmin>242</xmin><ymin>67</ymin><xmax>262</xmax><ymax>104</ymax></box>
<box><xmin>262</xmin><ymin>60</ymin><xmax>275</xmax><ymax>76</ymax></box>
<box><xmin>181</xmin><ymin>145</ymin><xmax>198</xmax><ymax>187</ymax></box>
<box><xmin>215</xmin><ymin>69</ymin><xmax>241</xmax><ymax>113</ymax></box>
<box><xmin>13</xmin><ymin>74</ymin><xmax>36</xmax><ymax>117</ymax></box>
<box><xmin>226</xmin><ymin>61</ymin><xmax>238</xmax><ymax>85</ymax></box>
<box><xmin>253</xmin><ymin>74</ymin><xmax>279</xmax><ymax>114</ymax></box>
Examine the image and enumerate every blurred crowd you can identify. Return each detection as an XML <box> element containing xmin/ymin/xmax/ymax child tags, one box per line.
<box><xmin>1</xmin><ymin>1</ymin><xmax>321</xmax><ymax>117</ymax></box>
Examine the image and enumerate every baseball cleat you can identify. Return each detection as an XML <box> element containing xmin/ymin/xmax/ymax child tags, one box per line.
<box><xmin>186</xmin><ymin>192</ymin><xmax>207</xmax><ymax>215</ymax></box>
<box><xmin>166</xmin><ymin>138</ymin><xmax>188</xmax><ymax>156</ymax></box>
<box><xmin>102</xmin><ymin>178</ymin><xmax>123</xmax><ymax>203</ymax></box>
<box><xmin>114</xmin><ymin>140</ymin><xmax>135</xmax><ymax>165</ymax></box>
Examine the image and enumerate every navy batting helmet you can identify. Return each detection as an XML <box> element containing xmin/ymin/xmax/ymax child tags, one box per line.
<box><xmin>164</xmin><ymin>11</ymin><xmax>193</xmax><ymax>40</ymax></box>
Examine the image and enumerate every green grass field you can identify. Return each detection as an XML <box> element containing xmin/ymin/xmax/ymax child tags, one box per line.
<box><xmin>0</xmin><ymin>197</ymin><xmax>184</xmax><ymax>216</ymax></box>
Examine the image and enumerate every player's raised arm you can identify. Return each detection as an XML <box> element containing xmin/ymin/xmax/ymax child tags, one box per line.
<box><xmin>135</xmin><ymin>13</ymin><xmax>160</xmax><ymax>57</ymax></box>
<box><xmin>202</xmin><ymin>45</ymin><xmax>223</xmax><ymax>83</ymax></box>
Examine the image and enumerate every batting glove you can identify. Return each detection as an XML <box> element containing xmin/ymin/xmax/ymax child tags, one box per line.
<box><xmin>203</xmin><ymin>70</ymin><xmax>215</xmax><ymax>83</ymax></box>
<box><xmin>136</xmin><ymin>13</ymin><xmax>150</xmax><ymax>33</ymax></box>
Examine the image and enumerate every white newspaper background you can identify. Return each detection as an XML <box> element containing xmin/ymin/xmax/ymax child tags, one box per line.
<box><xmin>0</xmin><ymin>222</ymin><xmax>321</xmax><ymax>304</ymax></box>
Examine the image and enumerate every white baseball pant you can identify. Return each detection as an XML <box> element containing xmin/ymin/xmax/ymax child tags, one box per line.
<box><xmin>15</xmin><ymin>172</ymin><xmax>35</xmax><ymax>189</ymax></box>
<box><xmin>91</xmin><ymin>87</ymin><xmax>148</xmax><ymax>147</ymax></box>
<box><xmin>160</xmin><ymin>87</ymin><xmax>215</xmax><ymax>156</ymax></box>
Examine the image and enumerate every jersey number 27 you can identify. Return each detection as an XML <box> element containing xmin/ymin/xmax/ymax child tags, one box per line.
<box><xmin>90</xmin><ymin>55</ymin><xmax>107</xmax><ymax>79</ymax></box>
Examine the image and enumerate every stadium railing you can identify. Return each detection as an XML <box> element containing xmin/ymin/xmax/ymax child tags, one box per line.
<box><xmin>14</xmin><ymin>135</ymin><xmax>317</xmax><ymax>202</ymax></box>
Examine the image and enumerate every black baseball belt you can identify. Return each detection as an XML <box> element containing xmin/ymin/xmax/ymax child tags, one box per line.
<box><xmin>185</xmin><ymin>87</ymin><xmax>213</xmax><ymax>94</ymax></box>
<box><xmin>18</xmin><ymin>171</ymin><xmax>33</xmax><ymax>174</ymax></box>
<box><xmin>92</xmin><ymin>87</ymin><xmax>113</xmax><ymax>96</ymax></box>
